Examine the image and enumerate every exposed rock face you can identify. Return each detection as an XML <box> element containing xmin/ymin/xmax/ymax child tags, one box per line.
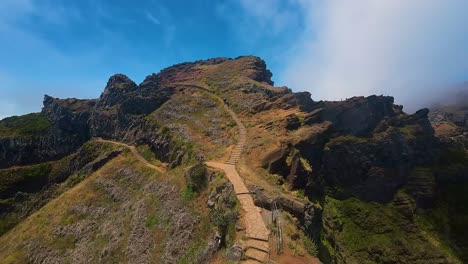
<box><xmin>313</xmin><ymin>95</ymin><xmax>402</xmax><ymax>136</ymax></box>
<box><xmin>95</xmin><ymin>74</ymin><xmax>138</xmax><ymax>108</ymax></box>
<box><xmin>429</xmin><ymin>89</ymin><xmax>468</xmax><ymax>149</ymax></box>
<box><xmin>248</xmin><ymin>185</ymin><xmax>322</xmax><ymax>242</ymax></box>
<box><xmin>0</xmin><ymin>72</ymin><xmax>177</xmax><ymax>168</ymax></box>
<box><xmin>266</xmin><ymin>96</ymin><xmax>437</xmax><ymax>203</ymax></box>
<box><xmin>236</xmin><ymin>56</ymin><xmax>274</xmax><ymax>85</ymax></box>
<box><xmin>321</xmin><ymin>110</ymin><xmax>436</xmax><ymax>202</ymax></box>
<box><xmin>0</xmin><ymin>96</ymin><xmax>93</xmax><ymax>168</ymax></box>
<box><xmin>93</xmin><ymin>73</ymin><xmax>173</xmax><ymax>122</ymax></box>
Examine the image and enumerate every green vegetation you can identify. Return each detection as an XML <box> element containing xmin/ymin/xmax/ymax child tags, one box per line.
<box><xmin>0</xmin><ymin>163</ymin><xmax>52</xmax><ymax>198</ymax></box>
<box><xmin>396</xmin><ymin>125</ymin><xmax>418</xmax><ymax>140</ymax></box>
<box><xmin>326</xmin><ymin>135</ymin><xmax>368</xmax><ymax>146</ymax></box>
<box><xmin>299</xmin><ymin>157</ymin><xmax>312</xmax><ymax>173</ymax></box>
<box><xmin>185</xmin><ymin>163</ymin><xmax>208</xmax><ymax>193</ymax></box>
<box><xmin>0</xmin><ymin>113</ymin><xmax>50</xmax><ymax>137</ymax></box>
<box><xmin>226</xmin><ymin>120</ymin><xmax>236</xmax><ymax>128</ymax></box>
<box><xmin>285</xmin><ymin>148</ymin><xmax>299</xmax><ymax>166</ymax></box>
<box><xmin>413</xmin><ymin>149</ymin><xmax>468</xmax><ymax>261</ymax></box>
<box><xmin>321</xmin><ymin>195</ymin><xmax>462</xmax><ymax>263</ymax></box>
<box><xmin>208</xmin><ymin>187</ymin><xmax>238</xmax><ymax>248</ymax></box>
<box><xmin>288</xmin><ymin>240</ymin><xmax>305</xmax><ymax>256</ymax></box>
<box><xmin>182</xmin><ymin>187</ymin><xmax>196</xmax><ymax>201</ymax></box>
<box><xmin>302</xmin><ymin>234</ymin><xmax>318</xmax><ymax>256</ymax></box>
<box><xmin>297</xmin><ymin>114</ymin><xmax>306</xmax><ymax>126</ymax></box>
<box><xmin>136</xmin><ymin>144</ymin><xmax>162</xmax><ymax>166</ymax></box>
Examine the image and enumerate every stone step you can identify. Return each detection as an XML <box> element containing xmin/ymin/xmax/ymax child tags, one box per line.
<box><xmin>242</xmin><ymin>260</ymin><xmax>262</xmax><ymax>264</ymax></box>
<box><xmin>243</xmin><ymin>240</ymin><xmax>269</xmax><ymax>253</ymax></box>
<box><xmin>244</xmin><ymin>248</ymin><xmax>268</xmax><ymax>263</ymax></box>
<box><xmin>245</xmin><ymin>228</ymin><xmax>270</xmax><ymax>241</ymax></box>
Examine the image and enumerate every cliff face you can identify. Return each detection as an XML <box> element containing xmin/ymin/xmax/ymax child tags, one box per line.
<box><xmin>0</xmin><ymin>96</ymin><xmax>92</xmax><ymax>168</ymax></box>
<box><xmin>0</xmin><ymin>71</ymin><xmax>177</xmax><ymax>169</ymax></box>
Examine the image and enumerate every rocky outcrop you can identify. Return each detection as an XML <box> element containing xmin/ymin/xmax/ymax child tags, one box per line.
<box><xmin>95</xmin><ymin>74</ymin><xmax>137</xmax><ymax>108</ymax></box>
<box><xmin>0</xmin><ymin>71</ymin><xmax>178</xmax><ymax>169</ymax></box>
<box><xmin>265</xmin><ymin>95</ymin><xmax>437</xmax><ymax>203</ymax></box>
<box><xmin>95</xmin><ymin>74</ymin><xmax>173</xmax><ymax>115</ymax></box>
<box><xmin>235</xmin><ymin>56</ymin><xmax>274</xmax><ymax>85</ymax></box>
<box><xmin>248</xmin><ymin>185</ymin><xmax>322</xmax><ymax>242</ymax></box>
<box><xmin>207</xmin><ymin>181</ymin><xmax>237</xmax><ymax>247</ymax></box>
<box><xmin>0</xmin><ymin>96</ymin><xmax>93</xmax><ymax>168</ymax></box>
<box><xmin>429</xmin><ymin>90</ymin><xmax>468</xmax><ymax>149</ymax></box>
<box><xmin>312</xmin><ymin>95</ymin><xmax>402</xmax><ymax>136</ymax></box>
<box><xmin>320</xmin><ymin>109</ymin><xmax>436</xmax><ymax>202</ymax></box>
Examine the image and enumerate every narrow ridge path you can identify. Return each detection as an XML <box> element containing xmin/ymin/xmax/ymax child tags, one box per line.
<box><xmin>205</xmin><ymin>97</ymin><xmax>271</xmax><ymax>263</ymax></box>
<box><xmin>94</xmin><ymin>138</ymin><xmax>166</xmax><ymax>174</ymax></box>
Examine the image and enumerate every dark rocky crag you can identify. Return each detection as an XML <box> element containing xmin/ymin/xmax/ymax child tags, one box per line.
<box><xmin>263</xmin><ymin>93</ymin><xmax>467</xmax><ymax>262</ymax></box>
<box><xmin>0</xmin><ymin>71</ymin><xmax>177</xmax><ymax>169</ymax></box>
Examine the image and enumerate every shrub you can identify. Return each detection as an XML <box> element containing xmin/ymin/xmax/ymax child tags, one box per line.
<box><xmin>185</xmin><ymin>163</ymin><xmax>208</xmax><ymax>193</ymax></box>
<box><xmin>302</xmin><ymin>234</ymin><xmax>318</xmax><ymax>256</ymax></box>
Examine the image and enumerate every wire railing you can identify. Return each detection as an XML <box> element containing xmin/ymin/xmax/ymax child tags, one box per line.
<box><xmin>271</xmin><ymin>200</ymin><xmax>283</xmax><ymax>255</ymax></box>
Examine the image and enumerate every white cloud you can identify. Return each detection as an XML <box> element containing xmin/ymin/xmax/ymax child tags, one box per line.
<box><xmin>237</xmin><ymin>0</ymin><xmax>300</xmax><ymax>34</ymax></box>
<box><xmin>216</xmin><ymin>0</ymin><xmax>302</xmax><ymax>46</ymax></box>
<box><xmin>145</xmin><ymin>4</ymin><xmax>176</xmax><ymax>47</ymax></box>
<box><xmin>281</xmin><ymin>0</ymin><xmax>468</xmax><ymax>111</ymax></box>
<box><xmin>0</xmin><ymin>0</ymin><xmax>34</xmax><ymax>25</ymax></box>
<box><xmin>146</xmin><ymin>12</ymin><xmax>160</xmax><ymax>25</ymax></box>
<box><xmin>0</xmin><ymin>0</ymin><xmax>82</xmax><ymax>27</ymax></box>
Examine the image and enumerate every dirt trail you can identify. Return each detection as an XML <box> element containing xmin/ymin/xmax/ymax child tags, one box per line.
<box><xmin>95</xmin><ymin>138</ymin><xmax>165</xmax><ymax>174</ymax></box>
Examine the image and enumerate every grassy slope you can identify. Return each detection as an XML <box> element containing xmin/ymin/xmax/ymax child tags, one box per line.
<box><xmin>321</xmin><ymin>195</ymin><xmax>462</xmax><ymax>264</ymax></box>
<box><xmin>147</xmin><ymin>90</ymin><xmax>234</xmax><ymax>161</ymax></box>
<box><xmin>0</xmin><ymin>141</ymin><xmax>119</xmax><ymax>235</ymax></box>
<box><xmin>0</xmin><ymin>113</ymin><xmax>50</xmax><ymax>137</ymax></box>
<box><xmin>0</xmin><ymin>151</ymin><xmax>213</xmax><ymax>264</ymax></box>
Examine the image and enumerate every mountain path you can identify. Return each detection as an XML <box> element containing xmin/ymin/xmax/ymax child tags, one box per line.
<box><xmin>94</xmin><ymin>138</ymin><xmax>166</xmax><ymax>174</ymax></box>
<box><xmin>96</xmin><ymin>85</ymin><xmax>271</xmax><ymax>262</ymax></box>
<box><xmin>205</xmin><ymin>93</ymin><xmax>271</xmax><ymax>263</ymax></box>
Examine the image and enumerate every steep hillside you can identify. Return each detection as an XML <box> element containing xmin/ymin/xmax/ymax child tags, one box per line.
<box><xmin>1</xmin><ymin>56</ymin><xmax>467</xmax><ymax>263</ymax></box>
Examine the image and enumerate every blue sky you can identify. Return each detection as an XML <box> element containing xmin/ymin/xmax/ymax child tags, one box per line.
<box><xmin>1</xmin><ymin>0</ymin><xmax>468</xmax><ymax>118</ymax></box>
<box><xmin>0</xmin><ymin>0</ymin><xmax>306</xmax><ymax>118</ymax></box>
